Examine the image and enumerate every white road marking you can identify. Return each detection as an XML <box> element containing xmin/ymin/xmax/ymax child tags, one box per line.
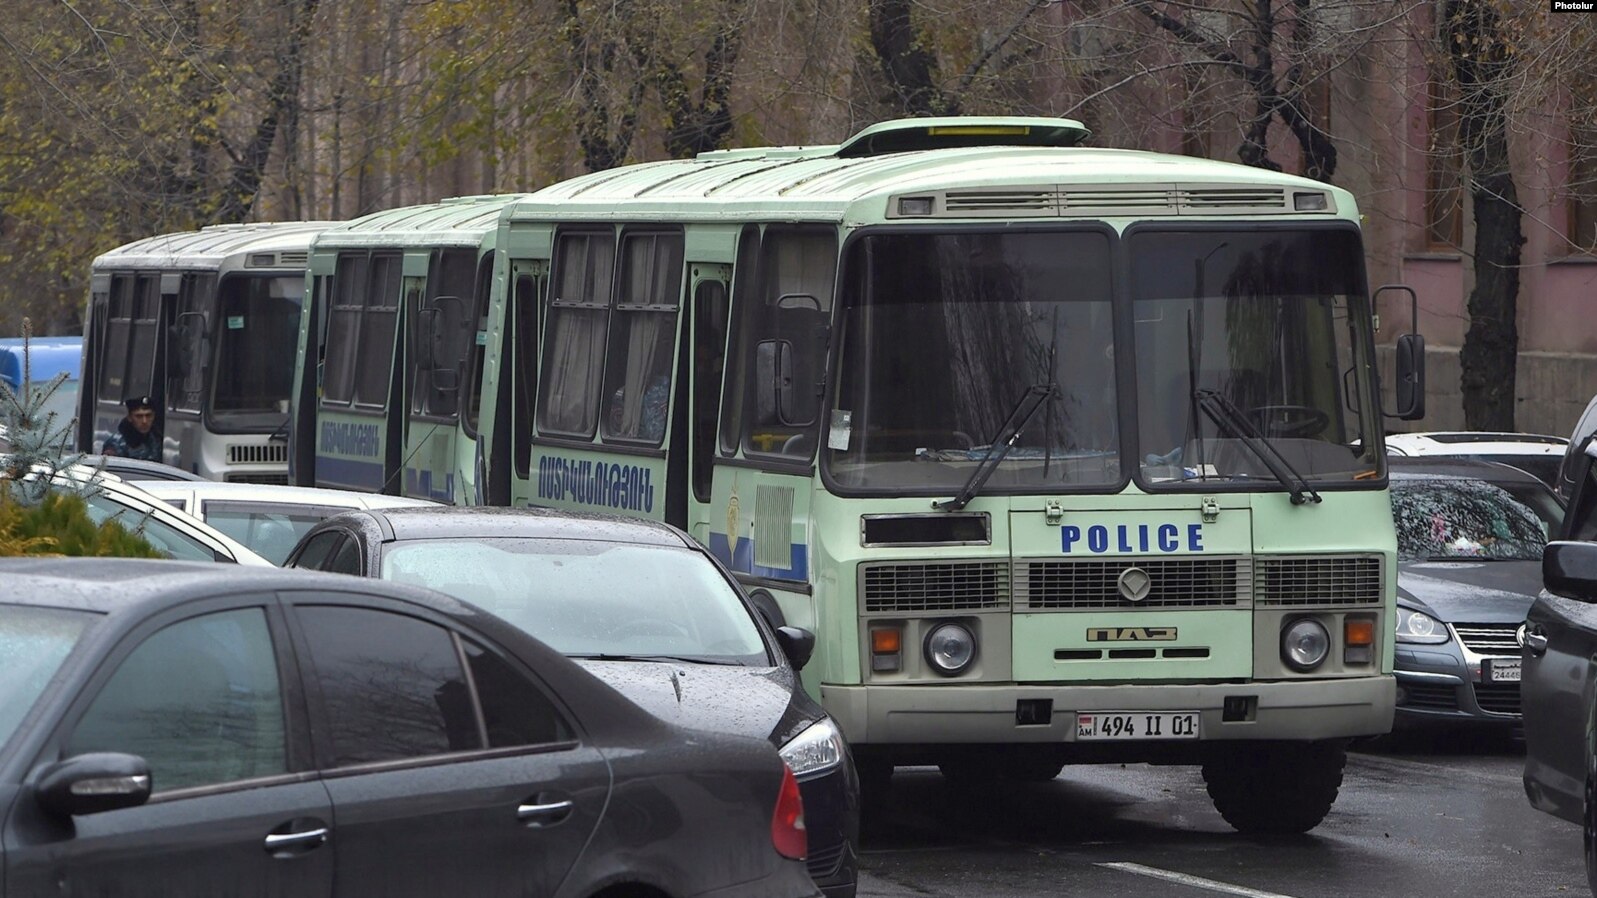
<box><xmin>1098</xmin><ymin>862</ymin><xmax>1302</xmax><ymax>898</ymax></box>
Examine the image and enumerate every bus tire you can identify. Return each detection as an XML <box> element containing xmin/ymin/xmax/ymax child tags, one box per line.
<box><xmin>1201</xmin><ymin>740</ymin><xmax>1346</xmax><ymax>834</ymax></box>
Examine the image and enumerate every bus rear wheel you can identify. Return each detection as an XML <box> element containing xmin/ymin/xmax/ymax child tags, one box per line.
<box><xmin>1201</xmin><ymin>740</ymin><xmax>1346</xmax><ymax>834</ymax></box>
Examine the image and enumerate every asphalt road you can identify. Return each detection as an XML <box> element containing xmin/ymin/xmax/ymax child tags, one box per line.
<box><xmin>857</xmin><ymin>729</ymin><xmax>1583</xmax><ymax>897</ymax></box>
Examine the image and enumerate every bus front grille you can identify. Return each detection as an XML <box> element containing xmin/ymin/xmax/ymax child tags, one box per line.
<box><xmin>1254</xmin><ymin>555</ymin><xmax>1382</xmax><ymax>606</ymax></box>
<box><xmin>227</xmin><ymin>443</ymin><xmax>288</xmax><ymax>465</ymax></box>
<box><xmin>861</xmin><ymin>561</ymin><xmax>1010</xmax><ymax>613</ymax></box>
<box><xmin>1015</xmin><ymin>557</ymin><xmax>1250</xmax><ymax>610</ymax></box>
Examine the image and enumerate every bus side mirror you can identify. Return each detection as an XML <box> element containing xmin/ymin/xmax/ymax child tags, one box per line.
<box><xmin>756</xmin><ymin>339</ymin><xmax>806</xmax><ymax>426</ymax></box>
<box><xmin>1394</xmin><ymin>333</ymin><xmax>1425</xmax><ymax>420</ymax></box>
<box><xmin>1560</xmin><ymin>437</ymin><xmax>1597</xmax><ymax>541</ymax></box>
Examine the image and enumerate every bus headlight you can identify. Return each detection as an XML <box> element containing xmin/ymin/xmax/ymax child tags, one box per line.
<box><xmin>1281</xmin><ymin>618</ymin><xmax>1330</xmax><ymax>672</ymax></box>
<box><xmin>924</xmin><ymin>622</ymin><xmax>977</xmax><ymax>676</ymax></box>
<box><xmin>779</xmin><ymin>717</ymin><xmax>846</xmax><ymax>778</ymax></box>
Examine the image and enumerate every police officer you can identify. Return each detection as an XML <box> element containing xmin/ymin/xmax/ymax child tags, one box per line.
<box><xmin>101</xmin><ymin>396</ymin><xmax>162</xmax><ymax>461</ymax></box>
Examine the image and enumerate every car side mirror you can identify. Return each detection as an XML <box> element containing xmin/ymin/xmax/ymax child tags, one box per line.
<box><xmin>35</xmin><ymin>753</ymin><xmax>152</xmax><ymax>818</ymax></box>
<box><xmin>774</xmin><ymin>626</ymin><xmax>815</xmax><ymax>672</ymax></box>
<box><xmin>1545</xmin><ymin>541</ymin><xmax>1597</xmax><ymax>604</ymax></box>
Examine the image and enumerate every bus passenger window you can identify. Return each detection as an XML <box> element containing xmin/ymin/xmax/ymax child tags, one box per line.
<box><xmin>538</xmin><ymin>232</ymin><xmax>615</xmax><ymax>437</ymax></box>
<box><xmin>601</xmin><ymin>232</ymin><xmax>683</xmax><ymax>446</ymax></box>
<box><xmin>692</xmin><ymin>280</ymin><xmax>729</xmax><ymax>502</ymax></box>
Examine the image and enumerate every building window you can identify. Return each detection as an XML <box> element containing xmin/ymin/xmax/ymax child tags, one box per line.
<box><xmin>1569</xmin><ymin>127</ymin><xmax>1597</xmax><ymax>254</ymax></box>
<box><xmin>1426</xmin><ymin>79</ymin><xmax>1464</xmax><ymax>250</ymax></box>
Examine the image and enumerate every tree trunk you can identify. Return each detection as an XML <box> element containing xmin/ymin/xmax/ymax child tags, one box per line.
<box><xmin>868</xmin><ymin>0</ymin><xmax>953</xmax><ymax>116</ymax></box>
<box><xmin>1444</xmin><ymin>0</ymin><xmax>1523</xmax><ymax>431</ymax></box>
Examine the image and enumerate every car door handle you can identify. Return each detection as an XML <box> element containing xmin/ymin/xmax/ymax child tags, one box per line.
<box><xmin>1524</xmin><ymin>626</ymin><xmax>1549</xmax><ymax>655</ymax></box>
<box><xmin>516</xmin><ymin>799</ymin><xmax>574</xmax><ymax>826</ymax></box>
<box><xmin>263</xmin><ymin>827</ymin><xmax>329</xmax><ymax>853</ymax></box>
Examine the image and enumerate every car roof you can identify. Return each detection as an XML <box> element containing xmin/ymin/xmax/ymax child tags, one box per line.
<box><xmin>344</xmin><ymin>505</ymin><xmax>693</xmax><ymax>547</ymax></box>
<box><xmin>0</xmin><ymin>558</ymin><xmax>466</xmax><ymax>615</ymax></box>
<box><xmin>135</xmin><ymin>480</ymin><xmax>440</xmax><ymax>509</ymax></box>
<box><xmin>1387</xmin><ymin>455</ymin><xmax>1551</xmax><ymax>486</ymax></box>
<box><xmin>76</xmin><ymin>455</ymin><xmax>208</xmax><ymax>482</ymax></box>
<box><xmin>1385</xmin><ymin>431</ymin><xmax>1567</xmax><ymax>456</ymax></box>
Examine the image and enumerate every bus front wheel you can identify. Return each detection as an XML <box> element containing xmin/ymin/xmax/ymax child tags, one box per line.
<box><xmin>1201</xmin><ymin>740</ymin><xmax>1346</xmax><ymax>834</ymax></box>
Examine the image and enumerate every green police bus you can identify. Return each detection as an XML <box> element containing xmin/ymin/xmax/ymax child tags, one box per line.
<box><xmin>289</xmin><ymin>195</ymin><xmax>526</xmax><ymax>502</ymax></box>
<box><xmin>474</xmin><ymin>116</ymin><xmax>1420</xmax><ymax>832</ymax></box>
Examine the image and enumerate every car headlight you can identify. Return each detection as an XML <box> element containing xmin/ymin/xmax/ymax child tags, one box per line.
<box><xmin>1395</xmin><ymin>607</ymin><xmax>1450</xmax><ymax>644</ymax></box>
<box><xmin>924</xmin><ymin>622</ymin><xmax>977</xmax><ymax>676</ymax></box>
<box><xmin>1281</xmin><ymin>618</ymin><xmax>1331</xmax><ymax>672</ymax></box>
<box><xmin>779</xmin><ymin>717</ymin><xmax>846</xmax><ymax>778</ymax></box>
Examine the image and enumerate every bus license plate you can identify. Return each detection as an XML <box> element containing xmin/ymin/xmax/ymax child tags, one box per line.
<box><xmin>1486</xmin><ymin>658</ymin><xmax>1521</xmax><ymax>683</ymax></box>
<box><xmin>1076</xmin><ymin>712</ymin><xmax>1200</xmax><ymax>741</ymax></box>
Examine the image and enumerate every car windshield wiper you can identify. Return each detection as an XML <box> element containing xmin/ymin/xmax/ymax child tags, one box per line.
<box><xmin>1193</xmin><ymin>389</ymin><xmax>1322</xmax><ymax>506</ymax></box>
<box><xmin>934</xmin><ymin>383</ymin><xmax>1058</xmax><ymax>512</ymax></box>
<box><xmin>568</xmin><ymin>653</ymin><xmax>746</xmax><ymax>666</ymax></box>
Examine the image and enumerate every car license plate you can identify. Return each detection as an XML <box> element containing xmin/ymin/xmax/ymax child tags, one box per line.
<box><xmin>1486</xmin><ymin>658</ymin><xmax>1521</xmax><ymax>683</ymax></box>
<box><xmin>1076</xmin><ymin>711</ymin><xmax>1200</xmax><ymax>741</ymax></box>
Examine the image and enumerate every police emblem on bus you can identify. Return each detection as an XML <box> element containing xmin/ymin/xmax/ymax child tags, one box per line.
<box><xmin>1117</xmin><ymin>567</ymin><xmax>1152</xmax><ymax>602</ymax></box>
<box><xmin>1086</xmin><ymin>627</ymin><xmax>1177</xmax><ymax>642</ymax></box>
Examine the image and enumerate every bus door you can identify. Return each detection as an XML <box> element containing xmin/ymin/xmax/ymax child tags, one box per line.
<box><xmin>498</xmin><ymin>260</ymin><xmax>547</xmax><ymax>507</ymax></box>
<box><xmin>706</xmin><ymin>226</ymin><xmax>836</xmax><ymax>646</ymax></box>
<box><xmin>686</xmin><ymin>265</ymin><xmax>731</xmax><ymax>544</ymax></box>
<box><xmin>290</xmin><ymin>254</ymin><xmax>335</xmax><ymax>486</ymax></box>
<box><xmin>314</xmin><ymin>251</ymin><xmax>403</xmax><ymax>493</ymax></box>
<box><xmin>404</xmin><ymin>248</ymin><xmax>477</xmax><ymax>503</ymax></box>
<box><xmin>89</xmin><ymin>273</ymin><xmax>164</xmax><ymax>455</ymax></box>
<box><xmin>77</xmin><ymin>273</ymin><xmax>110</xmax><ymax>452</ymax></box>
<box><xmin>164</xmin><ymin>272</ymin><xmax>216</xmax><ymax>474</ymax></box>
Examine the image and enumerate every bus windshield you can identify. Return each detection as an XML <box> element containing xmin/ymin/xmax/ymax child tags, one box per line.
<box><xmin>210</xmin><ymin>275</ymin><xmax>305</xmax><ymax>428</ymax></box>
<box><xmin>827</xmin><ymin>229</ymin><xmax>1119</xmax><ymax>493</ymax></box>
<box><xmin>1130</xmin><ymin>228</ymin><xmax>1380</xmax><ymax>487</ymax></box>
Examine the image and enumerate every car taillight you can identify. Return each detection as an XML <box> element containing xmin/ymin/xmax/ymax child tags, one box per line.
<box><xmin>771</xmin><ymin>763</ymin><xmax>807</xmax><ymax>861</ymax></box>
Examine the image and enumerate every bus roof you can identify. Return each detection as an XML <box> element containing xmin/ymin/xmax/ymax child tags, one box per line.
<box><xmin>312</xmin><ymin>194</ymin><xmax>530</xmax><ymax>251</ymax></box>
<box><xmin>0</xmin><ymin>337</ymin><xmax>82</xmax><ymax>390</ymax></box>
<box><xmin>506</xmin><ymin>117</ymin><xmax>1353</xmax><ymax>224</ymax></box>
<box><xmin>92</xmin><ymin>222</ymin><xmax>339</xmax><ymax>271</ymax></box>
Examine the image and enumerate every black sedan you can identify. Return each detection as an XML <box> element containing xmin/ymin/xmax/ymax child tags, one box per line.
<box><xmin>0</xmin><ymin>558</ymin><xmax>821</xmax><ymax>898</ymax></box>
<box><xmin>1389</xmin><ymin>457</ymin><xmax>1565</xmax><ymax>728</ymax></box>
<box><xmin>1523</xmin><ymin>436</ymin><xmax>1597</xmax><ymax>893</ymax></box>
<box><xmin>284</xmin><ymin>506</ymin><xmax>860</xmax><ymax>898</ymax></box>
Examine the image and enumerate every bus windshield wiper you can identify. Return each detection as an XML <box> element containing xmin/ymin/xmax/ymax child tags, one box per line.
<box><xmin>934</xmin><ymin>383</ymin><xmax>1058</xmax><ymax>512</ymax></box>
<box><xmin>1193</xmin><ymin>389</ymin><xmax>1322</xmax><ymax>506</ymax></box>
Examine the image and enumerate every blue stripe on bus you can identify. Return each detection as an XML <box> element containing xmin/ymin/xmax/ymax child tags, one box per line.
<box><xmin>405</xmin><ymin>467</ymin><xmax>455</xmax><ymax>503</ymax></box>
<box><xmin>708</xmin><ymin>532</ymin><xmax>809</xmax><ymax>582</ymax></box>
<box><xmin>316</xmin><ymin>456</ymin><xmax>386</xmax><ymax>491</ymax></box>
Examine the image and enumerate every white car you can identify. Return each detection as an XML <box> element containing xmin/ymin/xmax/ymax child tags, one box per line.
<box><xmin>1385</xmin><ymin>431</ymin><xmax>1568</xmax><ymax>489</ymax></box>
<box><xmin>133</xmin><ymin>481</ymin><xmax>437</xmax><ymax>565</ymax></box>
<box><xmin>68</xmin><ymin>475</ymin><xmax>272</xmax><ymax>566</ymax></box>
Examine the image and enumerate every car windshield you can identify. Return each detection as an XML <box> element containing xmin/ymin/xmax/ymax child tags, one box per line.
<box><xmin>380</xmin><ymin>538</ymin><xmax>769</xmax><ymax>665</ymax></box>
<box><xmin>203</xmin><ymin>502</ymin><xmax>343</xmax><ymax>565</ymax></box>
<box><xmin>82</xmin><ymin>493</ymin><xmax>221</xmax><ymax>562</ymax></box>
<box><xmin>0</xmin><ymin>605</ymin><xmax>97</xmax><ymax>752</ymax></box>
<box><xmin>1391</xmin><ymin>478</ymin><xmax>1552</xmax><ymax>561</ymax></box>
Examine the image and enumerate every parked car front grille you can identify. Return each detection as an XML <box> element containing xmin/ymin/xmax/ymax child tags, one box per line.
<box><xmin>1472</xmin><ymin>683</ymin><xmax>1521</xmax><ymax>716</ymax></box>
<box><xmin>1254</xmin><ymin>554</ymin><xmax>1383</xmax><ymax>606</ymax></box>
<box><xmin>1453</xmin><ymin>624</ymin><xmax>1521</xmax><ymax>655</ymax></box>
<box><xmin>1399</xmin><ymin>682</ymin><xmax>1458</xmax><ymax>711</ymax></box>
<box><xmin>1015</xmin><ymin>557</ymin><xmax>1249</xmax><ymax>610</ymax></box>
<box><xmin>861</xmin><ymin>561</ymin><xmax>1010</xmax><ymax>613</ymax></box>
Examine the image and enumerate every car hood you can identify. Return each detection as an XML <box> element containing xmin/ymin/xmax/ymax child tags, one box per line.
<box><xmin>575</xmin><ymin>659</ymin><xmax>815</xmax><ymax>747</ymax></box>
<box><xmin>1396</xmin><ymin>559</ymin><xmax>1543</xmax><ymax>622</ymax></box>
